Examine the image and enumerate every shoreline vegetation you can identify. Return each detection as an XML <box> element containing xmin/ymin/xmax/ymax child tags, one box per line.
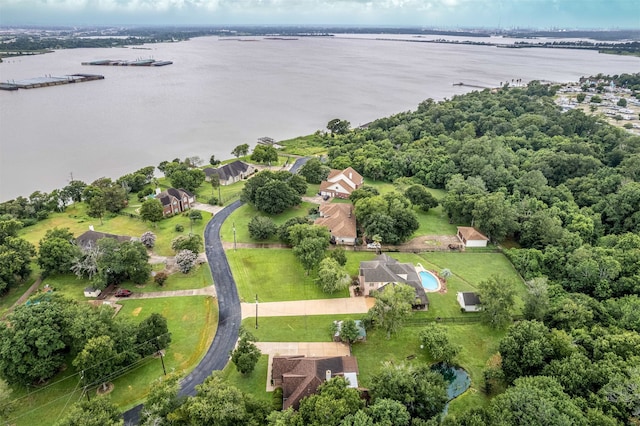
<box><xmin>1</xmin><ymin>27</ymin><xmax>639</xmax><ymax>60</ymax></box>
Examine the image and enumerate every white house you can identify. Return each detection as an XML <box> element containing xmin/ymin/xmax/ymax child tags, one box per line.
<box><xmin>457</xmin><ymin>292</ymin><xmax>482</xmax><ymax>312</ymax></box>
<box><xmin>319</xmin><ymin>167</ymin><xmax>364</xmax><ymax>199</ymax></box>
<box><xmin>456</xmin><ymin>227</ymin><xmax>489</xmax><ymax>248</ymax></box>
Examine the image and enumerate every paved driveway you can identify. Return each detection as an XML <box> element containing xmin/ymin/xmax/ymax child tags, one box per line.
<box><xmin>240</xmin><ymin>297</ymin><xmax>373</xmax><ymax>319</ymax></box>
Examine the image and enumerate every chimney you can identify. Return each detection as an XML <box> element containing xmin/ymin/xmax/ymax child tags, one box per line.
<box><xmin>349</xmin><ymin>172</ymin><xmax>353</xmax><ymax>179</ymax></box>
<box><xmin>89</xmin><ymin>225</ymin><xmax>94</xmax><ymax>231</ymax></box>
<box><xmin>325</xmin><ymin>370</ymin><xmax>332</xmax><ymax>381</ymax></box>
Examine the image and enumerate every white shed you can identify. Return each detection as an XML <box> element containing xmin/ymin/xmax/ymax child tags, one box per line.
<box><xmin>83</xmin><ymin>287</ymin><xmax>101</xmax><ymax>298</ymax></box>
<box><xmin>457</xmin><ymin>227</ymin><xmax>489</xmax><ymax>248</ymax></box>
<box><xmin>457</xmin><ymin>292</ymin><xmax>482</xmax><ymax>312</ymax></box>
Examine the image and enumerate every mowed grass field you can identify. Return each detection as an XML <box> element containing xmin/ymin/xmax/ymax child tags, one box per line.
<box><xmin>17</xmin><ymin>202</ymin><xmax>208</xmax><ymax>257</ymax></box>
<box><xmin>227</xmin><ymin>249</ymin><xmax>349</xmax><ymax>302</ymax></box>
<box><xmin>7</xmin><ymin>296</ymin><xmax>216</xmax><ymax>426</ymax></box>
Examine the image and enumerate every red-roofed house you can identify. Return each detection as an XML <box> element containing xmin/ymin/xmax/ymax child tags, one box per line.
<box><xmin>319</xmin><ymin>167</ymin><xmax>364</xmax><ymax>199</ymax></box>
<box><xmin>456</xmin><ymin>226</ymin><xmax>489</xmax><ymax>248</ymax></box>
<box><xmin>314</xmin><ymin>203</ymin><xmax>357</xmax><ymax>245</ymax></box>
<box><xmin>271</xmin><ymin>355</ymin><xmax>359</xmax><ymax>410</ymax></box>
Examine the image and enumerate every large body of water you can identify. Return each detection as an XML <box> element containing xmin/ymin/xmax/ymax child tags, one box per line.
<box><xmin>1</xmin><ymin>35</ymin><xmax>639</xmax><ymax>201</ymax></box>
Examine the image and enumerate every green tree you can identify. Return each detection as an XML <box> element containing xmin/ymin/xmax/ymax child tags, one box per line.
<box><xmin>498</xmin><ymin>320</ymin><xmax>556</xmax><ymax>383</ymax></box>
<box><xmin>617</xmin><ymin>98</ymin><xmax>627</xmax><ymax>107</ymax></box>
<box><xmin>316</xmin><ymin>257</ymin><xmax>349</xmax><ymax>293</ymax></box>
<box><xmin>472</xmin><ymin>192</ymin><xmax>518</xmax><ymax>242</ymax></box>
<box><xmin>231</xmin><ymin>329</ymin><xmax>261</xmax><ymax>375</ymax></box>
<box><xmin>231</xmin><ymin>143</ymin><xmax>250</xmax><ymax>158</ymax></box>
<box><xmin>0</xmin><ymin>236</ymin><xmax>35</xmax><ymax>294</ymax></box>
<box><xmin>86</xmin><ymin>192</ymin><xmax>106</xmax><ymax>225</ymax></box>
<box><xmin>209</xmin><ymin>154</ymin><xmax>221</xmax><ymax>166</ymax></box>
<box><xmin>287</xmin><ymin>224</ymin><xmax>330</xmax><ymax>247</ymax></box>
<box><xmin>478</xmin><ymin>275</ymin><xmax>516</xmax><ymax>329</ymax></box>
<box><xmin>62</xmin><ymin>180</ymin><xmax>87</xmax><ymax>203</ymax></box>
<box><xmin>523</xmin><ymin>277</ymin><xmax>550</xmax><ymax>321</ymax></box>
<box><xmin>251</xmin><ymin>144</ymin><xmax>279</xmax><ymax>165</ymax></box>
<box><xmin>298</xmin><ymin>376</ymin><xmax>363</xmax><ymax>426</ymax></box>
<box><xmin>55</xmin><ymin>396</ymin><xmax>123</xmax><ymax>426</ymax></box>
<box><xmin>419</xmin><ymin>324</ymin><xmax>461</xmax><ymax>365</ymax></box>
<box><xmin>338</xmin><ymin>319</ymin><xmax>360</xmax><ymax>344</ymax></box>
<box><xmin>178</xmin><ymin>372</ymin><xmax>270</xmax><ymax>426</ymax></box>
<box><xmin>293</xmin><ymin>237</ymin><xmax>327</xmax><ymax>275</ymax></box>
<box><xmin>367</xmin><ymin>283</ymin><xmax>415</xmax><ymax>339</ymax></box>
<box><xmin>140</xmin><ymin>373</ymin><xmax>183</xmax><ymax>426</ymax></box>
<box><xmin>248</xmin><ymin>216</ymin><xmax>277</xmax><ymax>240</ymax></box>
<box><xmin>488</xmin><ymin>376</ymin><xmax>586</xmax><ymax>425</ymax></box>
<box><xmin>328</xmin><ymin>246</ymin><xmax>347</xmax><ymax>266</ymax></box>
<box><xmin>0</xmin><ymin>377</ymin><xmax>14</xmax><ymax>422</ymax></box>
<box><xmin>140</xmin><ymin>198</ymin><xmax>164</xmax><ymax>226</ymax></box>
<box><xmin>171</xmin><ymin>234</ymin><xmax>202</xmax><ymax>253</ymax></box>
<box><xmin>367</xmin><ymin>398</ymin><xmax>411</xmax><ymax>426</ymax></box>
<box><xmin>299</xmin><ymin>158</ymin><xmax>330</xmax><ymax>184</ymax></box>
<box><xmin>254</xmin><ymin>180</ymin><xmax>301</xmax><ymax>214</ymax></box>
<box><xmin>94</xmin><ymin>239</ymin><xmax>151</xmax><ymax>288</ymax></box>
<box><xmin>327</xmin><ymin>118</ymin><xmax>351</xmax><ymax>135</ymax></box>
<box><xmin>169</xmin><ymin>168</ymin><xmax>205</xmax><ymax>193</ymax></box>
<box><xmin>576</xmin><ymin>92</ymin><xmax>586</xmax><ymax>103</ymax></box>
<box><xmin>370</xmin><ymin>362</ymin><xmax>447</xmax><ymax>421</ymax></box>
<box><xmin>278</xmin><ymin>217</ymin><xmax>311</xmax><ymax>244</ymax></box>
<box><xmin>136</xmin><ymin>313</ymin><xmax>171</xmax><ymax>357</ymax></box>
<box><xmin>404</xmin><ymin>185</ymin><xmax>439</xmax><ymax>211</ymax></box>
<box><xmin>74</xmin><ymin>335</ymin><xmax>122</xmax><ymax>392</ymax></box>
<box><xmin>0</xmin><ymin>295</ymin><xmax>70</xmax><ymax>385</ymax></box>
<box><xmin>37</xmin><ymin>227</ymin><xmax>80</xmax><ymax>276</ymax></box>
<box><xmin>0</xmin><ymin>219</ymin><xmax>22</xmax><ymax>244</ymax></box>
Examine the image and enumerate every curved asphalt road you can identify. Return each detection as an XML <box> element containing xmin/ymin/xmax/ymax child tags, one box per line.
<box><xmin>123</xmin><ymin>200</ymin><xmax>244</xmax><ymax>425</ymax></box>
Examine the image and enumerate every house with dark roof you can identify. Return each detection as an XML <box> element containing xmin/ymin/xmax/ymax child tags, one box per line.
<box><xmin>456</xmin><ymin>226</ymin><xmax>489</xmax><ymax>248</ymax></box>
<box><xmin>457</xmin><ymin>292</ymin><xmax>482</xmax><ymax>312</ymax></box>
<box><xmin>314</xmin><ymin>203</ymin><xmax>357</xmax><ymax>245</ymax></box>
<box><xmin>155</xmin><ymin>188</ymin><xmax>195</xmax><ymax>217</ymax></box>
<box><xmin>271</xmin><ymin>355</ymin><xmax>359</xmax><ymax>410</ymax></box>
<box><xmin>76</xmin><ymin>229</ymin><xmax>133</xmax><ymax>250</ymax></box>
<box><xmin>359</xmin><ymin>254</ymin><xmax>429</xmax><ymax>309</ymax></box>
<box><xmin>203</xmin><ymin>160</ymin><xmax>256</xmax><ymax>186</ymax></box>
<box><xmin>319</xmin><ymin>167</ymin><xmax>364</xmax><ymax>199</ymax></box>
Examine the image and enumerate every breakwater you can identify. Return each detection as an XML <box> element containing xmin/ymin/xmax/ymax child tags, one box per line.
<box><xmin>0</xmin><ymin>73</ymin><xmax>104</xmax><ymax>91</ymax></box>
<box><xmin>81</xmin><ymin>59</ymin><xmax>173</xmax><ymax>66</ymax></box>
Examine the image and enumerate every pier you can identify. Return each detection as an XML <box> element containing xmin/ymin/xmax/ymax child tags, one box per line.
<box><xmin>0</xmin><ymin>73</ymin><xmax>104</xmax><ymax>91</ymax></box>
<box><xmin>81</xmin><ymin>59</ymin><xmax>173</xmax><ymax>66</ymax></box>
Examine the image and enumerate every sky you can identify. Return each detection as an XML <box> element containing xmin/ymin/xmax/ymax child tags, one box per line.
<box><xmin>0</xmin><ymin>0</ymin><xmax>638</xmax><ymax>29</ymax></box>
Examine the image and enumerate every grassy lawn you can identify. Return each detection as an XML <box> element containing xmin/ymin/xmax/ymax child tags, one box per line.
<box><xmin>279</xmin><ymin>134</ymin><xmax>328</xmax><ymax>156</ymax></box>
<box><xmin>17</xmin><ymin>203</ymin><xmax>208</xmax><ymax>257</ymax></box>
<box><xmin>240</xmin><ymin>314</ymin><xmax>364</xmax><ymax>342</ymax></box>
<box><xmin>222</xmin><ymin>355</ymin><xmax>273</xmax><ymax>403</ymax></box>
<box><xmin>413</xmin><ymin>205</ymin><xmax>458</xmax><ymax>236</ymax></box>
<box><xmin>235</xmin><ymin>313</ymin><xmax>503</xmax><ymax>418</ymax></box>
<box><xmin>0</xmin><ymin>274</ymin><xmax>38</xmax><ymax>318</ymax></box>
<box><xmin>220</xmin><ymin>202</ymin><xmax>317</xmax><ymax>244</ymax></box>
<box><xmin>195</xmin><ymin>180</ymin><xmax>246</xmax><ymax>206</ymax></box>
<box><xmin>7</xmin><ymin>296</ymin><xmax>216</xmax><ymax>425</ymax></box>
<box><xmin>227</xmin><ymin>249</ymin><xmax>349</xmax><ymax>302</ymax></box>
<box><xmin>133</xmin><ymin>263</ymin><xmax>213</xmax><ymax>293</ymax></box>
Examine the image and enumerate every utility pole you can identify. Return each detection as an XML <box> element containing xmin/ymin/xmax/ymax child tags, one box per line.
<box><xmin>233</xmin><ymin>221</ymin><xmax>237</xmax><ymax>251</ymax></box>
<box><xmin>156</xmin><ymin>337</ymin><xmax>167</xmax><ymax>376</ymax></box>
<box><xmin>255</xmin><ymin>294</ymin><xmax>259</xmax><ymax>329</ymax></box>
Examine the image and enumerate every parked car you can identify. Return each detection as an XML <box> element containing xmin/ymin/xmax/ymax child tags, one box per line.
<box><xmin>115</xmin><ymin>289</ymin><xmax>133</xmax><ymax>297</ymax></box>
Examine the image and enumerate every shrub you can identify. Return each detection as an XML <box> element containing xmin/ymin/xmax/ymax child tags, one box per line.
<box><xmin>175</xmin><ymin>250</ymin><xmax>197</xmax><ymax>274</ymax></box>
<box><xmin>175</xmin><ymin>224</ymin><xmax>184</xmax><ymax>232</ymax></box>
<box><xmin>207</xmin><ymin>196</ymin><xmax>218</xmax><ymax>206</ymax></box>
<box><xmin>248</xmin><ymin>216</ymin><xmax>277</xmax><ymax>240</ymax></box>
<box><xmin>154</xmin><ymin>271</ymin><xmax>168</xmax><ymax>286</ymax></box>
<box><xmin>140</xmin><ymin>231</ymin><xmax>156</xmax><ymax>248</ymax></box>
<box><xmin>171</xmin><ymin>234</ymin><xmax>202</xmax><ymax>253</ymax></box>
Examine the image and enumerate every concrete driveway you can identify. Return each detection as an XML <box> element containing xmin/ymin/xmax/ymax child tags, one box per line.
<box><xmin>240</xmin><ymin>297</ymin><xmax>373</xmax><ymax>319</ymax></box>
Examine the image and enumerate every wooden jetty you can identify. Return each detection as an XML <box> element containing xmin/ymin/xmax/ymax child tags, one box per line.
<box><xmin>0</xmin><ymin>74</ymin><xmax>104</xmax><ymax>91</ymax></box>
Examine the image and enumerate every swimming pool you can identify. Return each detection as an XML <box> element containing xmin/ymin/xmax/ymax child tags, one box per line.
<box><xmin>419</xmin><ymin>270</ymin><xmax>439</xmax><ymax>291</ymax></box>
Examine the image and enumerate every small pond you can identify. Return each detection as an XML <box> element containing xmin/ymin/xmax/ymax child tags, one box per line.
<box><xmin>431</xmin><ymin>363</ymin><xmax>471</xmax><ymax>415</ymax></box>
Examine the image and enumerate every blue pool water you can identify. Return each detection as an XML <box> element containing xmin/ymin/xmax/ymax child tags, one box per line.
<box><xmin>419</xmin><ymin>271</ymin><xmax>439</xmax><ymax>290</ymax></box>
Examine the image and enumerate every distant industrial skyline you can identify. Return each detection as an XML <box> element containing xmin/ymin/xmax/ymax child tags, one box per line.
<box><xmin>0</xmin><ymin>0</ymin><xmax>638</xmax><ymax>29</ymax></box>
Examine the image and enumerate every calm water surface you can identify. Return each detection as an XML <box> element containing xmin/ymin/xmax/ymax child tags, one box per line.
<box><xmin>1</xmin><ymin>35</ymin><xmax>639</xmax><ymax>200</ymax></box>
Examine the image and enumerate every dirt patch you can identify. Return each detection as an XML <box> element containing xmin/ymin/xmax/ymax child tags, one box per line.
<box><xmin>96</xmin><ymin>382</ymin><xmax>114</xmax><ymax>395</ymax></box>
<box><xmin>132</xmin><ymin>307</ymin><xmax>142</xmax><ymax>316</ymax></box>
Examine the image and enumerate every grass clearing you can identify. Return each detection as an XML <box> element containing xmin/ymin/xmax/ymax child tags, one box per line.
<box><xmin>220</xmin><ymin>202</ymin><xmax>317</xmax><ymax>244</ymax></box>
<box><xmin>227</xmin><ymin>249</ymin><xmax>349</xmax><ymax>302</ymax></box>
<box><xmin>17</xmin><ymin>203</ymin><xmax>208</xmax><ymax>257</ymax></box>
<box><xmin>222</xmin><ymin>355</ymin><xmax>272</xmax><ymax>403</ymax></box>
<box><xmin>240</xmin><ymin>314</ymin><xmax>364</xmax><ymax>342</ymax></box>
<box><xmin>134</xmin><ymin>263</ymin><xmax>213</xmax><ymax>293</ymax></box>
<box><xmin>279</xmin><ymin>134</ymin><xmax>327</xmax><ymax>156</ymax></box>
<box><xmin>7</xmin><ymin>296</ymin><xmax>216</xmax><ymax>425</ymax></box>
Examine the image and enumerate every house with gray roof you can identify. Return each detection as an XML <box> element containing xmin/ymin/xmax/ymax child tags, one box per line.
<box><xmin>76</xmin><ymin>229</ymin><xmax>133</xmax><ymax>250</ymax></box>
<box><xmin>359</xmin><ymin>254</ymin><xmax>429</xmax><ymax>309</ymax></box>
<box><xmin>204</xmin><ymin>160</ymin><xmax>256</xmax><ymax>186</ymax></box>
<box><xmin>457</xmin><ymin>292</ymin><xmax>482</xmax><ymax>312</ymax></box>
